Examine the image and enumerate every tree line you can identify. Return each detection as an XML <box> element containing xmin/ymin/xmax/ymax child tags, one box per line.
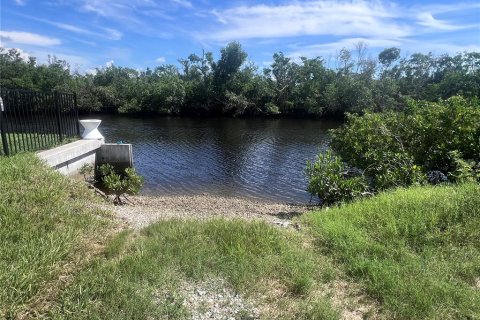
<box><xmin>1</xmin><ymin>42</ymin><xmax>479</xmax><ymax>117</ymax></box>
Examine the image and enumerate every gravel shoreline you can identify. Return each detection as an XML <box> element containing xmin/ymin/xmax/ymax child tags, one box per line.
<box><xmin>110</xmin><ymin>194</ymin><xmax>315</xmax><ymax>230</ymax></box>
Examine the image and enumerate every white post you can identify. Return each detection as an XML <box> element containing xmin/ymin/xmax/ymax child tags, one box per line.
<box><xmin>79</xmin><ymin>119</ymin><xmax>104</xmax><ymax>141</ymax></box>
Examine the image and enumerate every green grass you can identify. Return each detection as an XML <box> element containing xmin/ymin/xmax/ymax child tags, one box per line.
<box><xmin>0</xmin><ymin>153</ymin><xmax>110</xmax><ymax>318</ymax></box>
<box><xmin>303</xmin><ymin>183</ymin><xmax>480</xmax><ymax>319</ymax></box>
<box><xmin>48</xmin><ymin>219</ymin><xmax>337</xmax><ymax>319</ymax></box>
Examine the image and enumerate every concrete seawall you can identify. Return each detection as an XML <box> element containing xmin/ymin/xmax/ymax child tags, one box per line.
<box><xmin>37</xmin><ymin>140</ymin><xmax>133</xmax><ymax>176</ymax></box>
<box><xmin>96</xmin><ymin>143</ymin><xmax>133</xmax><ymax>172</ymax></box>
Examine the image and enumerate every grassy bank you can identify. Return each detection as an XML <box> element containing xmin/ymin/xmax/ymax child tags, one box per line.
<box><xmin>303</xmin><ymin>184</ymin><xmax>480</xmax><ymax>319</ymax></box>
<box><xmin>49</xmin><ymin>184</ymin><xmax>480</xmax><ymax>319</ymax></box>
<box><xmin>1</xmin><ymin>154</ymin><xmax>479</xmax><ymax>319</ymax></box>
<box><xmin>0</xmin><ymin>153</ymin><xmax>111</xmax><ymax>318</ymax></box>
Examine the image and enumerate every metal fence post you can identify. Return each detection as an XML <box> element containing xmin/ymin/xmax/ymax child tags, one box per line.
<box><xmin>54</xmin><ymin>91</ymin><xmax>63</xmax><ymax>142</ymax></box>
<box><xmin>0</xmin><ymin>96</ymin><xmax>10</xmax><ymax>156</ymax></box>
<box><xmin>73</xmin><ymin>92</ymin><xmax>81</xmax><ymax>137</ymax></box>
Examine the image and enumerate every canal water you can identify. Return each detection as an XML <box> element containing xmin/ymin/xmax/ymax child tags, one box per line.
<box><xmin>98</xmin><ymin>115</ymin><xmax>340</xmax><ymax>204</ymax></box>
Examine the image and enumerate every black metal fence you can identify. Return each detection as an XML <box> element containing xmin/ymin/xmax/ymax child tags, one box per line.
<box><xmin>0</xmin><ymin>88</ymin><xmax>80</xmax><ymax>156</ymax></box>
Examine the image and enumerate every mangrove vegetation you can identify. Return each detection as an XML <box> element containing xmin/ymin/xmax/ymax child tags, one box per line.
<box><xmin>1</xmin><ymin>42</ymin><xmax>479</xmax><ymax>117</ymax></box>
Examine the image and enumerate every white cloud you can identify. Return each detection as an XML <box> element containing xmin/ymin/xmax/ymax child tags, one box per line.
<box><xmin>80</xmin><ymin>0</ymin><xmax>155</xmax><ymax>22</ymax></box>
<box><xmin>155</xmin><ymin>56</ymin><xmax>166</xmax><ymax>63</ymax></box>
<box><xmin>103</xmin><ymin>28</ymin><xmax>123</xmax><ymax>40</ymax></box>
<box><xmin>0</xmin><ymin>30</ymin><xmax>61</xmax><ymax>46</ymax></box>
<box><xmin>288</xmin><ymin>38</ymin><xmax>403</xmax><ymax>58</ymax></box>
<box><xmin>1</xmin><ymin>47</ymin><xmax>30</xmax><ymax>60</ymax></box>
<box><xmin>205</xmin><ymin>1</ymin><xmax>409</xmax><ymax>41</ymax></box>
<box><xmin>416</xmin><ymin>12</ymin><xmax>473</xmax><ymax>31</ymax></box>
<box><xmin>52</xmin><ymin>22</ymin><xmax>122</xmax><ymax>40</ymax></box>
<box><xmin>171</xmin><ymin>0</ymin><xmax>192</xmax><ymax>8</ymax></box>
<box><xmin>81</xmin><ymin>0</ymin><xmax>107</xmax><ymax>16</ymax></box>
<box><xmin>417</xmin><ymin>2</ymin><xmax>480</xmax><ymax>15</ymax></box>
<box><xmin>105</xmin><ymin>60</ymin><xmax>115</xmax><ymax>67</ymax></box>
<box><xmin>80</xmin><ymin>0</ymin><xmax>144</xmax><ymax>27</ymax></box>
<box><xmin>77</xmin><ymin>0</ymin><xmax>175</xmax><ymax>37</ymax></box>
<box><xmin>198</xmin><ymin>0</ymin><xmax>479</xmax><ymax>57</ymax></box>
<box><xmin>16</xmin><ymin>13</ymin><xmax>123</xmax><ymax>41</ymax></box>
<box><xmin>85</xmin><ymin>68</ymin><xmax>98</xmax><ymax>75</ymax></box>
<box><xmin>33</xmin><ymin>0</ymin><xmax>177</xmax><ymax>39</ymax></box>
<box><xmin>55</xmin><ymin>22</ymin><xmax>91</xmax><ymax>34</ymax></box>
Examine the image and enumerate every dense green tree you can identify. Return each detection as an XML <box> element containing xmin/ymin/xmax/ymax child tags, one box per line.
<box><xmin>1</xmin><ymin>44</ymin><xmax>479</xmax><ymax>117</ymax></box>
<box><xmin>378</xmin><ymin>47</ymin><xmax>401</xmax><ymax>71</ymax></box>
<box><xmin>264</xmin><ymin>52</ymin><xmax>298</xmax><ymax>114</ymax></box>
<box><xmin>211</xmin><ymin>42</ymin><xmax>248</xmax><ymax>113</ymax></box>
<box><xmin>292</xmin><ymin>57</ymin><xmax>332</xmax><ymax>115</ymax></box>
<box><xmin>141</xmin><ymin>65</ymin><xmax>185</xmax><ymax>114</ymax></box>
<box><xmin>180</xmin><ymin>51</ymin><xmax>214</xmax><ymax>114</ymax></box>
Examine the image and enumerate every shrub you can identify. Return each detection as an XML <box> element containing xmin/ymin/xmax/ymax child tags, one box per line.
<box><xmin>403</xmin><ymin>96</ymin><xmax>480</xmax><ymax>172</ymax></box>
<box><xmin>98</xmin><ymin>164</ymin><xmax>144</xmax><ymax>204</ymax></box>
<box><xmin>306</xmin><ymin>150</ymin><xmax>368</xmax><ymax>205</ymax></box>
<box><xmin>79</xmin><ymin>163</ymin><xmax>94</xmax><ymax>182</ymax></box>
<box><xmin>447</xmin><ymin>150</ymin><xmax>480</xmax><ymax>183</ymax></box>
<box><xmin>368</xmin><ymin>152</ymin><xmax>426</xmax><ymax>190</ymax></box>
<box><xmin>329</xmin><ymin>96</ymin><xmax>479</xmax><ymax>190</ymax></box>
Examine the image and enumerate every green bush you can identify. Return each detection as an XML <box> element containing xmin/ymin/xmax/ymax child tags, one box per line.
<box><xmin>98</xmin><ymin>164</ymin><xmax>144</xmax><ymax>204</ymax></box>
<box><xmin>447</xmin><ymin>151</ymin><xmax>480</xmax><ymax>183</ymax></box>
<box><xmin>368</xmin><ymin>152</ymin><xmax>426</xmax><ymax>190</ymax></box>
<box><xmin>306</xmin><ymin>150</ymin><xmax>368</xmax><ymax>205</ymax></box>
<box><xmin>330</xmin><ymin>96</ymin><xmax>479</xmax><ymax>190</ymax></box>
<box><xmin>402</xmin><ymin>96</ymin><xmax>480</xmax><ymax>172</ymax></box>
<box><xmin>79</xmin><ymin>163</ymin><xmax>94</xmax><ymax>182</ymax></box>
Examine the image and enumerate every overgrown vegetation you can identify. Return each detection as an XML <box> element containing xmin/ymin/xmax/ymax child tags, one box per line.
<box><xmin>0</xmin><ymin>153</ymin><xmax>110</xmax><ymax>318</ymax></box>
<box><xmin>307</xmin><ymin>96</ymin><xmax>480</xmax><ymax>204</ymax></box>
<box><xmin>1</xmin><ymin>44</ymin><xmax>478</xmax><ymax>117</ymax></box>
<box><xmin>306</xmin><ymin>150</ymin><xmax>368</xmax><ymax>205</ymax></box>
<box><xmin>303</xmin><ymin>183</ymin><xmax>480</xmax><ymax>319</ymax></box>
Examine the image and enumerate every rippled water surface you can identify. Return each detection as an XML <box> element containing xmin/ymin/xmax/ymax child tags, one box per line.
<box><xmin>98</xmin><ymin>116</ymin><xmax>340</xmax><ymax>203</ymax></box>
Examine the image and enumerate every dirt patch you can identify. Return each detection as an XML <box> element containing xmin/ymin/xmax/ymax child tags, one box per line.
<box><xmin>109</xmin><ymin>194</ymin><xmax>313</xmax><ymax>229</ymax></box>
<box><xmin>319</xmin><ymin>279</ymin><xmax>382</xmax><ymax>320</ymax></box>
<box><xmin>154</xmin><ymin>278</ymin><xmax>259</xmax><ymax>320</ymax></box>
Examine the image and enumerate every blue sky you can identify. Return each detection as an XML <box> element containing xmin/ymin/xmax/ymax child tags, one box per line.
<box><xmin>1</xmin><ymin>0</ymin><xmax>479</xmax><ymax>73</ymax></box>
